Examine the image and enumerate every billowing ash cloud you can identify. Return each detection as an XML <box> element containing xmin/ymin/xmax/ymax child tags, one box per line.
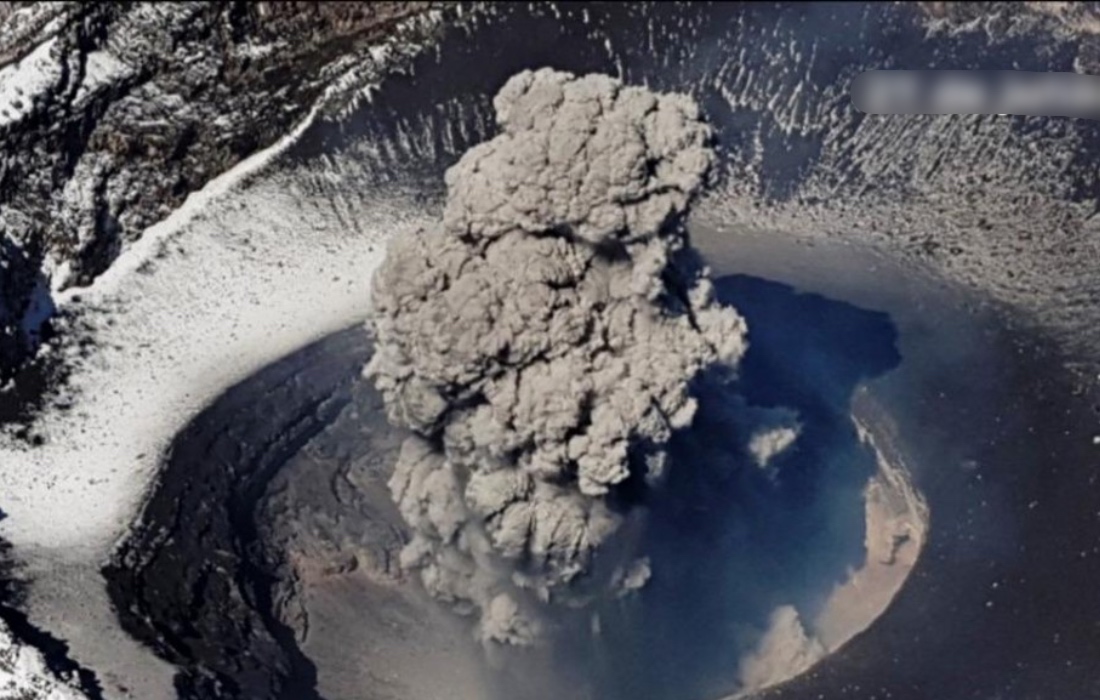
<box><xmin>365</xmin><ymin>68</ymin><xmax>747</xmax><ymax>644</ymax></box>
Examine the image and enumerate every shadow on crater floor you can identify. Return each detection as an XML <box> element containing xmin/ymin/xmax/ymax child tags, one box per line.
<box><xmin>499</xmin><ymin>274</ymin><xmax>903</xmax><ymax>700</ymax></box>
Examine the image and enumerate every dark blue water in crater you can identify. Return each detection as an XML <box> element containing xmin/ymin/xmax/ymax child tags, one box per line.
<box><xmin>565</xmin><ymin>274</ymin><xmax>903</xmax><ymax>700</ymax></box>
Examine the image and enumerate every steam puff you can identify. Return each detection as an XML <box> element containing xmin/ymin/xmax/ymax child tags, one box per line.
<box><xmin>366</xmin><ymin>68</ymin><xmax>747</xmax><ymax>643</ymax></box>
<box><xmin>738</xmin><ymin>606</ymin><xmax>826</xmax><ymax>693</ymax></box>
<box><xmin>745</xmin><ymin>406</ymin><xmax>801</xmax><ymax>471</ymax></box>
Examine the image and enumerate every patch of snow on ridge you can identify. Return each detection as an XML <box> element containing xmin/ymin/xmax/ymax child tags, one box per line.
<box><xmin>0</xmin><ymin>38</ymin><xmax>62</xmax><ymax>129</ymax></box>
<box><xmin>72</xmin><ymin>49</ymin><xmax>133</xmax><ymax>105</ymax></box>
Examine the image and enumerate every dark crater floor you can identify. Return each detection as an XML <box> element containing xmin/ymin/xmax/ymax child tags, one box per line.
<box><xmin>102</xmin><ymin>329</ymin><xmax>398</xmax><ymax>700</ymax></box>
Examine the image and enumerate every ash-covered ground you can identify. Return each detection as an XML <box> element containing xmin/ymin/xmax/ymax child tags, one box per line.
<box><xmin>3</xmin><ymin>2</ymin><xmax>1100</xmax><ymax>700</ymax></box>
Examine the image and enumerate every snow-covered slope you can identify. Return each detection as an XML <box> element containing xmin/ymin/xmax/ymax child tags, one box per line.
<box><xmin>0</xmin><ymin>1</ymin><xmax>440</xmax><ymax>390</ymax></box>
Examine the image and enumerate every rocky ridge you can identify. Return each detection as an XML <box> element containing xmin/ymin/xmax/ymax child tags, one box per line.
<box><xmin>0</xmin><ymin>1</ymin><xmax>440</xmax><ymax>399</ymax></box>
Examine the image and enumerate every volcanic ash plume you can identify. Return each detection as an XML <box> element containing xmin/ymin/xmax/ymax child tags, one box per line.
<box><xmin>365</xmin><ymin>68</ymin><xmax>747</xmax><ymax>644</ymax></box>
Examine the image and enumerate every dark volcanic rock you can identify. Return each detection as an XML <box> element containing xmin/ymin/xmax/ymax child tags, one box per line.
<box><xmin>102</xmin><ymin>327</ymin><xmax>381</xmax><ymax>700</ymax></box>
<box><xmin>0</xmin><ymin>236</ymin><xmax>48</xmax><ymax>391</ymax></box>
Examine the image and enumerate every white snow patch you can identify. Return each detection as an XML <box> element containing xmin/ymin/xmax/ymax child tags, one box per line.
<box><xmin>73</xmin><ymin>49</ymin><xmax>133</xmax><ymax>104</ymax></box>
<box><xmin>0</xmin><ymin>618</ymin><xmax>89</xmax><ymax>700</ymax></box>
<box><xmin>0</xmin><ymin>38</ymin><xmax>61</xmax><ymax>128</ymax></box>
